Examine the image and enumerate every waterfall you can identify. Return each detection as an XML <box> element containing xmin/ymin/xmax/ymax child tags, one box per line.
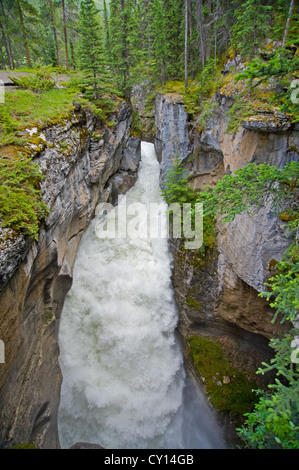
<box><xmin>58</xmin><ymin>142</ymin><xmax>226</xmax><ymax>449</ymax></box>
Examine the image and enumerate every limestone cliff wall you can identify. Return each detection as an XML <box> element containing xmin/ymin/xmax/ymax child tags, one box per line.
<box><xmin>155</xmin><ymin>94</ymin><xmax>189</xmax><ymax>183</ymax></box>
<box><xmin>155</xmin><ymin>92</ymin><xmax>298</xmax><ymax>387</ymax></box>
<box><xmin>0</xmin><ymin>102</ymin><xmax>141</xmax><ymax>449</ymax></box>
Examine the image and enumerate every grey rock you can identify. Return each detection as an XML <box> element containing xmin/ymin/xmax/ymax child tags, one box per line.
<box><xmin>217</xmin><ymin>198</ymin><xmax>294</xmax><ymax>293</ymax></box>
<box><xmin>0</xmin><ymin>103</ymin><xmax>140</xmax><ymax>450</ymax></box>
<box><xmin>120</xmin><ymin>136</ymin><xmax>141</xmax><ymax>171</ymax></box>
<box><xmin>242</xmin><ymin>115</ymin><xmax>292</xmax><ymax>132</ymax></box>
<box><xmin>154</xmin><ymin>94</ymin><xmax>190</xmax><ymax>183</ymax></box>
<box><xmin>70</xmin><ymin>442</ymin><xmax>105</xmax><ymax>449</ymax></box>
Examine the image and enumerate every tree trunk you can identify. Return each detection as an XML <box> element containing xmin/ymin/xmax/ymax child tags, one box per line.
<box><xmin>0</xmin><ymin>17</ymin><xmax>12</xmax><ymax>69</ymax></box>
<box><xmin>214</xmin><ymin>0</ymin><xmax>219</xmax><ymax>70</ymax></box>
<box><xmin>189</xmin><ymin>0</ymin><xmax>195</xmax><ymax>80</ymax></box>
<box><xmin>196</xmin><ymin>0</ymin><xmax>205</xmax><ymax>70</ymax></box>
<box><xmin>62</xmin><ymin>0</ymin><xmax>69</xmax><ymax>69</ymax></box>
<box><xmin>0</xmin><ymin>1</ymin><xmax>14</xmax><ymax>69</ymax></box>
<box><xmin>121</xmin><ymin>0</ymin><xmax>130</xmax><ymax>98</ymax></box>
<box><xmin>282</xmin><ymin>0</ymin><xmax>295</xmax><ymax>47</ymax></box>
<box><xmin>17</xmin><ymin>0</ymin><xmax>32</xmax><ymax>68</ymax></box>
<box><xmin>49</xmin><ymin>0</ymin><xmax>61</xmax><ymax>68</ymax></box>
<box><xmin>184</xmin><ymin>0</ymin><xmax>188</xmax><ymax>88</ymax></box>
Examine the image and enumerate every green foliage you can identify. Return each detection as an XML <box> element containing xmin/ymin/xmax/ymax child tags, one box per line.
<box><xmin>203</xmin><ymin>161</ymin><xmax>299</xmax><ymax>449</ymax></box>
<box><xmin>109</xmin><ymin>0</ymin><xmax>143</xmax><ymax>96</ymax></box>
<box><xmin>235</xmin><ymin>48</ymin><xmax>299</xmax><ymax>122</ymax></box>
<box><xmin>0</xmin><ymin>87</ymin><xmax>79</xmax><ymax>148</ymax></box>
<box><xmin>261</xmin><ymin>243</ymin><xmax>299</xmax><ymax>325</ymax></box>
<box><xmin>0</xmin><ymin>155</ymin><xmax>49</xmax><ymax>240</ymax></box>
<box><xmin>130</xmin><ymin>110</ymin><xmax>143</xmax><ymax>138</ymax></box>
<box><xmin>225</xmin><ymin>93</ymin><xmax>255</xmax><ymax>134</ymax></box>
<box><xmin>231</xmin><ymin>0</ymin><xmax>273</xmax><ymax>59</ymax></box>
<box><xmin>196</xmin><ymin>161</ymin><xmax>299</xmax><ymax>228</ymax></box>
<box><xmin>149</xmin><ymin>0</ymin><xmax>168</xmax><ymax>84</ymax></box>
<box><xmin>9</xmin><ymin>66</ymin><xmax>57</xmax><ymax>92</ymax></box>
<box><xmin>187</xmin><ymin>335</ymin><xmax>259</xmax><ymax>418</ymax></box>
<box><xmin>236</xmin><ymin>49</ymin><xmax>299</xmax><ymax>89</ymax></box>
<box><xmin>237</xmin><ymin>388</ymin><xmax>299</xmax><ymax>449</ymax></box>
<box><xmin>0</xmin><ymin>106</ymin><xmax>18</xmax><ymax>136</ymax></box>
<box><xmin>187</xmin><ymin>159</ymin><xmax>299</xmax><ymax>448</ymax></box>
<box><xmin>272</xmin><ymin>0</ymin><xmax>299</xmax><ymax>44</ymax></box>
<box><xmin>160</xmin><ymin>156</ymin><xmax>197</xmax><ymax>206</ymax></box>
<box><xmin>161</xmin><ymin>156</ymin><xmax>216</xmax><ymax>253</ymax></box>
<box><xmin>237</xmin><ymin>244</ymin><xmax>299</xmax><ymax>449</ymax></box>
<box><xmin>78</xmin><ymin>0</ymin><xmax>108</xmax><ymax>100</ymax></box>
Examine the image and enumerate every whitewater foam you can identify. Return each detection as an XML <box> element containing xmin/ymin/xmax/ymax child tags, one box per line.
<box><xmin>58</xmin><ymin>142</ymin><xmax>226</xmax><ymax>449</ymax></box>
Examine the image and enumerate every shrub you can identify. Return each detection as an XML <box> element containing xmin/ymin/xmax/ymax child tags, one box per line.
<box><xmin>0</xmin><ymin>155</ymin><xmax>49</xmax><ymax>240</ymax></box>
<box><xmin>9</xmin><ymin>66</ymin><xmax>57</xmax><ymax>92</ymax></box>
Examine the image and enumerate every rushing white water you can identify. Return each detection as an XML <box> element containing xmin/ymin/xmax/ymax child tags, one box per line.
<box><xmin>58</xmin><ymin>142</ymin><xmax>226</xmax><ymax>449</ymax></box>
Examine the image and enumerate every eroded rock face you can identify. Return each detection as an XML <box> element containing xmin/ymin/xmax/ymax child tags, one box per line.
<box><xmin>202</xmin><ymin>96</ymin><xmax>299</xmax><ymax>174</ymax></box>
<box><xmin>155</xmin><ymin>92</ymin><xmax>298</xmax><ymax>385</ymax></box>
<box><xmin>131</xmin><ymin>82</ymin><xmax>155</xmax><ymax>142</ymax></box>
<box><xmin>216</xmin><ymin>200</ymin><xmax>294</xmax><ymax>294</ymax></box>
<box><xmin>0</xmin><ymin>103</ymin><xmax>141</xmax><ymax>449</ymax></box>
<box><xmin>155</xmin><ymin>94</ymin><xmax>189</xmax><ymax>183</ymax></box>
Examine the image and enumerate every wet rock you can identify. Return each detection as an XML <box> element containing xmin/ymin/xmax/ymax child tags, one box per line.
<box><xmin>155</xmin><ymin>94</ymin><xmax>189</xmax><ymax>183</ymax></box>
<box><xmin>120</xmin><ymin>136</ymin><xmax>141</xmax><ymax>171</ymax></box>
<box><xmin>70</xmin><ymin>442</ymin><xmax>105</xmax><ymax>449</ymax></box>
<box><xmin>0</xmin><ymin>103</ymin><xmax>141</xmax><ymax>449</ymax></box>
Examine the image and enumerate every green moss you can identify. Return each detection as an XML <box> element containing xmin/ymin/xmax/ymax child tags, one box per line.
<box><xmin>190</xmin><ymin>251</ymin><xmax>208</xmax><ymax>269</ymax></box>
<box><xmin>287</xmin><ymin>145</ymin><xmax>299</xmax><ymax>155</ymax></box>
<box><xmin>186</xmin><ymin>296</ymin><xmax>201</xmax><ymax>311</ymax></box>
<box><xmin>8</xmin><ymin>443</ymin><xmax>36</xmax><ymax>449</ymax></box>
<box><xmin>278</xmin><ymin>210</ymin><xmax>299</xmax><ymax>222</ymax></box>
<box><xmin>25</xmin><ymin>136</ymin><xmax>47</xmax><ymax>157</ymax></box>
<box><xmin>268</xmin><ymin>258</ymin><xmax>279</xmax><ymax>271</ymax></box>
<box><xmin>0</xmin><ymin>145</ymin><xmax>31</xmax><ymax>160</ymax></box>
<box><xmin>0</xmin><ymin>156</ymin><xmax>49</xmax><ymax>240</ymax></box>
<box><xmin>187</xmin><ymin>335</ymin><xmax>259</xmax><ymax>420</ymax></box>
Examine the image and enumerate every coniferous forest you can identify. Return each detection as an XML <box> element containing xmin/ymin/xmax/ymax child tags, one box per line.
<box><xmin>0</xmin><ymin>0</ymin><xmax>299</xmax><ymax>450</ymax></box>
<box><xmin>0</xmin><ymin>1</ymin><xmax>297</xmax><ymax>94</ymax></box>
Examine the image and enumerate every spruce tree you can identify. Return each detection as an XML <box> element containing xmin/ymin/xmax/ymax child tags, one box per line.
<box><xmin>149</xmin><ymin>0</ymin><xmax>168</xmax><ymax>84</ymax></box>
<box><xmin>48</xmin><ymin>0</ymin><xmax>61</xmax><ymax>68</ymax></box>
<box><xmin>79</xmin><ymin>0</ymin><xmax>106</xmax><ymax>100</ymax></box>
<box><xmin>109</xmin><ymin>0</ymin><xmax>141</xmax><ymax>98</ymax></box>
<box><xmin>165</xmin><ymin>0</ymin><xmax>184</xmax><ymax>78</ymax></box>
<box><xmin>103</xmin><ymin>0</ymin><xmax>111</xmax><ymax>62</ymax></box>
<box><xmin>231</xmin><ymin>0</ymin><xmax>273</xmax><ymax>59</ymax></box>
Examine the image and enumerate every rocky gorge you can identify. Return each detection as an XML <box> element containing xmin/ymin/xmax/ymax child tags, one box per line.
<box><xmin>154</xmin><ymin>89</ymin><xmax>299</xmax><ymax>438</ymax></box>
<box><xmin>0</xmin><ymin>81</ymin><xmax>298</xmax><ymax>449</ymax></box>
<box><xmin>0</xmin><ymin>100</ymin><xmax>141</xmax><ymax>448</ymax></box>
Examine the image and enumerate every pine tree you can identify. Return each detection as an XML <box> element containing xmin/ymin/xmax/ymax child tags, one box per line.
<box><xmin>16</xmin><ymin>0</ymin><xmax>39</xmax><ymax>68</ymax></box>
<box><xmin>165</xmin><ymin>0</ymin><xmax>184</xmax><ymax>78</ymax></box>
<box><xmin>63</xmin><ymin>0</ymin><xmax>80</xmax><ymax>70</ymax></box>
<box><xmin>48</xmin><ymin>0</ymin><xmax>61</xmax><ymax>68</ymax></box>
<box><xmin>109</xmin><ymin>0</ymin><xmax>141</xmax><ymax>97</ymax></box>
<box><xmin>0</xmin><ymin>0</ymin><xmax>14</xmax><ymax>69</ymax></box>
<box><xmin>231</xmin><ymin>0</ymin><xmax>273</xmax><ymax>59</ymax></box>
<box><xmin>103</xmin><ymin>0</ymin><xmax>111</xmax><ymax>61</ymax></box>
<box><xmin>79</xmin><ymin>0</ymin><xmax>106</xmax><ymax>100</ymax></box>
<box><xmin>149</xmin><ymin>0</ymin><xmax>168</xmax><ymax>84</ymax></box>
<box><xmin>38</xmin><ymin>1</ymin><xmax>59</xmax><ymax>66</ymax></box>
<box><xmin>62</xmin><ymin>0</ymin><xmax>69</xmax><ymax>69</ymax></box>
<box><xmin>184</xmin><ymin>0</ymin><xmax>188</xmax><ymax>87</ymax></box>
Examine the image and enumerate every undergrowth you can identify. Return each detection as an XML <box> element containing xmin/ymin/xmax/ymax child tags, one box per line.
<box><xmin>0</xmin><ymin>155</ymin><xmax>49</xmax><ymax>240</ymax></box>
